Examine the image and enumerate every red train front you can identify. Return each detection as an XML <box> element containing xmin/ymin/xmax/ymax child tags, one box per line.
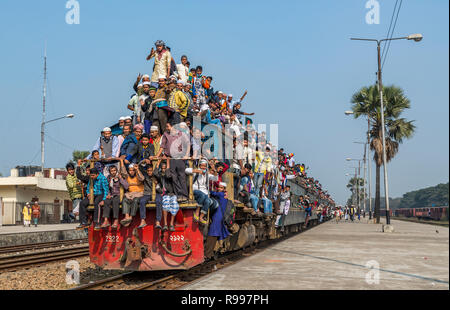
<box><xmin>88</xmin><ymin>204</ymin><xmax>204</xmax><ymax>271</ymax></box>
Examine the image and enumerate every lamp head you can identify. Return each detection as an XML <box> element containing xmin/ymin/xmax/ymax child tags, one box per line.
<box><xmin>407</xmin><ymin>34</ymin><xmax>423</xmax><ymax>42</ymax></box>
<box><xmin>66</xmin><ymin>114</ymin><xmax>75</xmax><ymax>118</ymax></box>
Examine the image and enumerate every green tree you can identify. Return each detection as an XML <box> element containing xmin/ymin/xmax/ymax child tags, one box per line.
<box><xmin>346</xmin><ymin>177</ymin><xmax>365</xmax><ymax>206</ymax></box>
<box><xmin>72</xmin><ymin>150</ymin><xmax>90</xmax><ymax>162</ymax></box>
<box><xmin>351</xmin><ymin>85</ymin><xmax>416</xmax><ymax>223</ymax></box>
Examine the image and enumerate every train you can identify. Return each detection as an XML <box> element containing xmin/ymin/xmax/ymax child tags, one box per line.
<box><xmin>84</xmin><ymin>116</ymin><xmax>336</xmax><ymax>271</ymax></box>
<box><xmin>86</xmin><ymin>168</ymin><xmax>330</xmax><ymax>271</ymax></box>
<box><xmin>393</xmin><ymin>206</ymin><xmax>449</xmax><ymax>221</ymax></box>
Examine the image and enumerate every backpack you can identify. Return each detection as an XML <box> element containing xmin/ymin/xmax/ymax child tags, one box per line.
<box><xmin>222</xmin><ymin>200</ymin><xmax>236</xmax><ymax>230</ymax></box>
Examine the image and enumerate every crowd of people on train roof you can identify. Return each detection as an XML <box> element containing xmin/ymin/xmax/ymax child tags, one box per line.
<box><xmin>65</xmin><ymin>40</ymin><xmax>335</xmax><ymax>236</ymax></box>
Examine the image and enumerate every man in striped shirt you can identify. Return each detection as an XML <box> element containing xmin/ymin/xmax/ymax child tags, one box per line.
<box><xmin>77</xmin><ymin>167</ymin><xmax>109</xmax><ymax>230</ymax></box>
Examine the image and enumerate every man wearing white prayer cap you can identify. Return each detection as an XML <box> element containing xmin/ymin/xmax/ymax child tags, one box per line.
<box><xmin>86</xmin><ymin>125</ymin><xmax>120</xmax><ymax>163</ymax></box>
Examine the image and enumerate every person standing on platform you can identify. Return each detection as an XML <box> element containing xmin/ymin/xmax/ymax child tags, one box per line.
<box><xmin>31</xmin><ymin>201</ymin><xmax>40</xmax><ymax>227</ymax></box>
<box><xmin>22</xmin><ymin>203</ymin><xmax>32</xmax><ymax>227</ymax></box>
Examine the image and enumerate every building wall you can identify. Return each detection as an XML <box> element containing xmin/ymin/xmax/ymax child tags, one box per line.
<box><xmin>0</xmin><ymin>186</ymin><xmax>70</xmax><ymax>225</ymax></box>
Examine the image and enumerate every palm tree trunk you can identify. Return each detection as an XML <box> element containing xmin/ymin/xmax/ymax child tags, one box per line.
<box><xmin>375</xmin><ymin>163</ymin><xmax>381</xmax><ymax>223</ymax></box>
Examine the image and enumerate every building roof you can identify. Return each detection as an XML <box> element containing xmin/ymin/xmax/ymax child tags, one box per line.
<box><xmin>0</xmin><ymin>177</ymin><xmax>67</xmax><ymax>192</ymax></box>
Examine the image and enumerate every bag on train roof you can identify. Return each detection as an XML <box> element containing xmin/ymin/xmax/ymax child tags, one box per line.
<box><xmin>223</xmin><ymin>200</ymin><xmax>236</xmax><ymax>230</ymax></box>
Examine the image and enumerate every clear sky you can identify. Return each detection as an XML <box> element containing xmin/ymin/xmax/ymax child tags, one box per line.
<box><xmin>0</xmin><ymin>0</ymin><xmax>448</xmax><ymax>205</ymax></box>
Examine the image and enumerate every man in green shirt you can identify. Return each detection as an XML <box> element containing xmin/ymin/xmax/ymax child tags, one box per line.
<box><xmin>66</xmin><ymin>162</ymin><xmax>83</xmax><ymax>218</ymax></box>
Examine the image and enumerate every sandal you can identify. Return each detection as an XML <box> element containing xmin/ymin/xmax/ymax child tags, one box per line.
<box><xmin>199</xmin><ymin>218</ymin><xmax>208</xmax><ymax>225</ymax></box>
<box><xmin>169</xmin><ymin>225</ymin><xmax>175</xmax><ymax>232</ymax></box>
<box><xmin>120</xmin><ymin>218</ymin><xmax>132</xmax><ymax>226</ymax></box>
<box><xmin>162</xmin><ymin>225</ymin><xmax>168</xmax><ymax>232</ymax></box>
<box><xmin>111</xmin><ymin>224</ymin><xmax>118</xmax><ymax>230</ymax></box>
<box><xmin>101</xmin><ymin>223</ymin><xmax>110</xmax><ymax>229</ymax></box>
<box><xmin>138</xmin><ymin>223</ymin><xmax>147</xmax><ymax>229</ymax></box>
<box><xmin>193</xmin><ymin>213</ymin><xmax>200</xmax><ymax>223</ymax></box>
<box><xmin>155</xmin><ymin>223</ymin><xmax>162</xmax><ymax>230</ymax></box>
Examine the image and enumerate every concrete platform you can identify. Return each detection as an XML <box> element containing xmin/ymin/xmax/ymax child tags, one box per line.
<box><xmin>0</xmin><ymin>224</ymin><xmax>86</xmax><ymax>246</ymax></box>
<box><xmin>182</xmin><ymin>219</ymin><xmax>449</xmax><ymax>290</ymax></box>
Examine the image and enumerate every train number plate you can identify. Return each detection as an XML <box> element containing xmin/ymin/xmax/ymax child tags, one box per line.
<box><xmin>169</xmin><ymin>232</ymin><xmax>185</xmax><ymax>243</ymax></box>
<box><xmin>106</xmin><ymin>235</ymin><xmax>120</xmax><ymax>243</ymax></box>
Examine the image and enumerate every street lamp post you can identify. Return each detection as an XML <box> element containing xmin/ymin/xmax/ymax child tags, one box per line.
<box><xmin>347</xmin><ymin>159</ymin><xmax>362</xmax><ymax>211</ymax></box>
<box><xmin>41</xmin><ymin>114</ymin><xmax>75</xmax><ymax>172</ymax></box>
<box><xmin>350</xmin><ymin>34</ymin><xmax>423</xmax><ymax>226</ymax></box>
<box><xmin>344</xmin><ymin>111</ymin><xmax>373</xmax><ymax>220</ymax></box>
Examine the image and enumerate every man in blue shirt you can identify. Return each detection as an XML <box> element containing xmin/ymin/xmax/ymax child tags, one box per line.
<box><xmin>77</xmin><ymin>167</ymin><xmax>109</xmax><ymax>230</ymax></box>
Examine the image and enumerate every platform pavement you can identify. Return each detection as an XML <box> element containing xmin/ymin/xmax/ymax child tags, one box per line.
<box><xmin>182</xmin><ymin>219</ymin><xmax>449</xmax><ymax>290</ymax></box>
<box><xmin>0</xmin><ymin>223</ymin><xmax>79</xmax><ymax>235</ymax></box>
<box><xmin>0</xmin><ymin>224</ymin><xmax>85</xmax><ymax>246</ymax></box>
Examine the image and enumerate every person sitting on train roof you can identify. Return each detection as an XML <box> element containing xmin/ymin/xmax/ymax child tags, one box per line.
<box><xmin>149</xmin><ymin>125</ymin><xmax>162</xmax><ymax>157</ymax></box>
<box><xmin>86</xmin><ymin>127</ymin><xmax>120</xmax><ymax>164</ymax></box>
<box><xmin>119</xmin><ymin>159</ymin><xmax>144</xmax><ymax>227</ymax></box>
<box><xmin>138</xmin><ymin>163</ymin><xmax>163</xmax><ymax>229</ymax></box>
<box><xmin>146</xmin><ymin>40</ymin><xmax>172</xmax><ymax>88</ymax></box>
<box><xmin>157</xmin><ymin>121</ymin><xmax>190</xmax><ymax>201</ymax></box>
<box><xmin>134</xmin><ymin>124</ymin><xmax>144</xmax><ymax>143</ymax></box>
<box><xmin>89</xmin><ymin>150</ymin><xmax>105</xmax><ymax>177</ymax></box>
<box><xmin>77</xmin><ymin>167</ymin><xmax>109</xmax><ymax>230</ymax></box>
<box><xmin>124</xmin><ymin>116</ymin><xmax>133</xmax><ymax>127</ymax></box>
<box><xmin>136</xmin><ymin>133</ymin><xmax>155</xmax><ymax>163</ymax></box>
<box><xmin>116</xmin><ymin>116</ymin><xmax>126</xmax><ymax>136</ymax></box>
<box><xmin>102</xmin><ymin>165</ymin><xmax>129</xmax><ymax>229</ymax></box>
<box><xmin>204</xmin><ymin>182</ymin><xmax>231</xmax><ymax>259</ymax></box>
<box><xmin>185</xmin><ymin>158</ymin><xmax>219</xmax><ymax>225</ymax></box>
<box><xmin>119</xmin><ymin>124</ymin><xmax>138</xmax><ymax>165</ymax></box>
<box><xmin>155</xmin><ymin>159</ymin><xmax>178</xmax><ymax>232</ymax></box>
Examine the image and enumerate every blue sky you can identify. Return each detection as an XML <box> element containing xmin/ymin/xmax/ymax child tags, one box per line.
<box><xmin>0</xmin><ymin>0</ymin><xmax>448</xmax><ymax>205</ymax></box>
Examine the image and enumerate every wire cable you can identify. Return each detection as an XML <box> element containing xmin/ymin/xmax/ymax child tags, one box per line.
<box><xmin>380</xmin><ymin>0</ymin><xmax>399</xmax><ymax>63</ymax></box>
<box><xmin>382</xmin><ymin>0</ymin><xmax>403</xmax><ymax>70</ymax></box>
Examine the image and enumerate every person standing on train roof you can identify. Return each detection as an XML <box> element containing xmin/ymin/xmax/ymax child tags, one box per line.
<box><xmin>167</xmin><ymin>79</ymin><xmax>189</xmax><ymax>125</ymax></box>
<box><xmin>149</xmin><ymin>125</ymin><xmax>162</xmax><ymax>156</ymax></box>
<box><xmin>138</xmin><ymin>163</ymin><xmax>163</xmax><ymax>230</ymax></box>
<box><xmin>157</xmin><ymin>121</ymin><xmax>190</xmax><ymax>201</ymax></box>
<box><xmin>119</xmin><ymin>159</ymin><xmax>144</xmax><ymax>227</ymax></box>
<box><xmin>204</xmin><ymin>182</ymin><xmax>231</xmax><ymax>259</ymax></box>
<box><xmin>254</xmin><ymin>144</ymin><xmax>272</xmax><ymax>197</ymax></box>
<box><xmin>152</xmin><ymin>76</ymin><xmax>171</xmax><ymax>135</ymax></box>
<box><xmin>101</xmin><ymin>165</ymin><xmax>129</xmax><ymax>229</ymax></box>
<box><xmin>77</xmin><ymin>167</ymin><xmax>109</xmax><ymax>230</ymax></box>
<box><xmin>185</xmin><ymin>159</ymin><xmax>219</xmax><ymax>225</ymax></box>
<box><xmin>128</xmin><ymin>83</ymin><xmax>144</xmax><ymax>126</ymax></box>
<box><xmin>141</xmin><ymin>85</ymin><xmax>157</xmax><ymax>134</ymax></box>
<box><xmin>155</xmin><ymin>159</ymin><xmax>179</xmax><ymax>232</ymax></box>
<box><xmin>146</xmin><ymin>40</ymin><xmax>172</xmax><ymax>88</ymax></box>
<box><xmin>176</xmin><ymin>55</ymin><xmax>189</xmax><ymax>84</ymax></box>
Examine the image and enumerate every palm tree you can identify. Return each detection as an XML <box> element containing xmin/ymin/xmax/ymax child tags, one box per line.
<box><xmin>346</xmin><ymin>177</ymin><xmax>365</xmax><ymax>206</ymax></box>
<box><xmin>351</xmin><ymin>85</ymin><xmax>415</xmax><ymax>223</ymax></box>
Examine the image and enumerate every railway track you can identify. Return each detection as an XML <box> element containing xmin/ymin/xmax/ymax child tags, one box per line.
<box><xmin>0</xmin><ymin>245</ymin><xmax>90</xmax><ymax>272</ymax></box>
<box><xmin>73</xmin><ymin>221</ymin><xmax>322</xmax><ymax>290</ymax></box>
<box><xmin>0</xmin><ymin>238</ymin><xmax>88</xmax><ymax>255</ymax></box>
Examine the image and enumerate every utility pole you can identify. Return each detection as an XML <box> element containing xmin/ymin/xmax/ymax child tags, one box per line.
<box><xmin>41</xmin><ymin>44</ymin><xmax>47</xmax><ymax>173</ymax></box>
<box><xmin>367</xmin><ymin>118</ymin><xmax>372</xmax><ymax>220</ymax></box>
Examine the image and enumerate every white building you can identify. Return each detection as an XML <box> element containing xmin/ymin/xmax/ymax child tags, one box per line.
<box><xmin>0</xmin><ymin>168</ymin><xmax>71</xmax><ymax>225</ymax></box>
